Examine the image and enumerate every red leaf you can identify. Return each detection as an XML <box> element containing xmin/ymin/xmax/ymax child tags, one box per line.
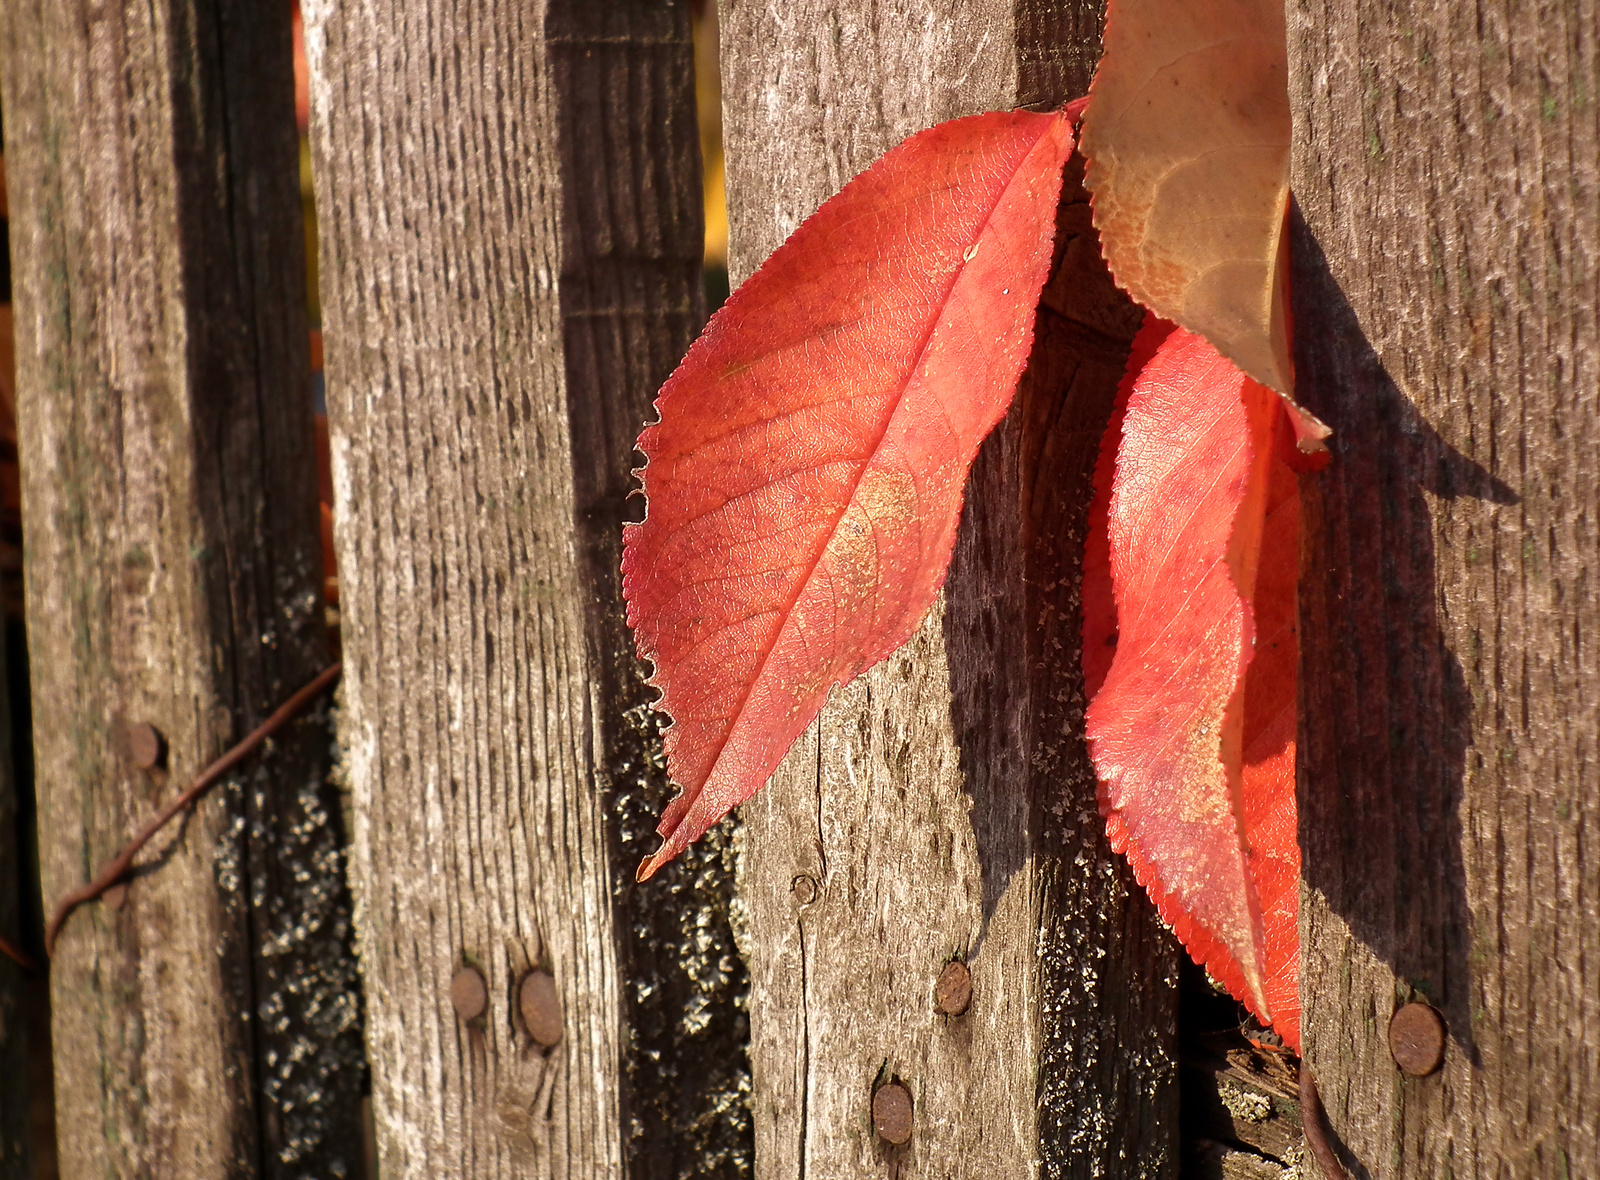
<box><xmin>625</xmin><ymin>108</ymin><xmax>1078</xmax><ymax>880</ymax></box>
<box><xmin>1081</xmin><ymin>318</ymin><xmax>1171</xmax><ymax>698</ymax></box>
<box><xmin>1239</xmin><ymin>422</ymin><xmax>1302</xmax><ymax>1050</ymax></box>
<box><xmin>1083</xmin><ymin>317</ymin><xmax>1301</xmax><ymax>1042</ymax></box>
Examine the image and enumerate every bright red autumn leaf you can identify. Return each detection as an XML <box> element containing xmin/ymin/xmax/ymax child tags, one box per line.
<box><xmin>1082</xmin><ymin>316</ymin><xmax>1301</xmax><ymax>1043</ymax></box>
<box><xmin>624</xmin><ymin>106</ymin><xmax>1080</xmax><ymax>880</ymax></box>
<box><xmin>1081</xmin><ymin>318</ymin><xmax>1168</xmax><ymax>695</ymax></box>
<box><xmin>1239</xmin><ymin>424</ymin><xmax>1302</xmax><ymax>1050</ymax></box>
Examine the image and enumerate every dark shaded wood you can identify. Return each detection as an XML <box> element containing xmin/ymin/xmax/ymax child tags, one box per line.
<box><xmin>719</xmin><ymin>3</ymin><xmax>1179</xmax><ymax>1175</ymax></box>
<box><xmin>1180</xmin><ymin>1042</ymin><xmax>1303</xmax><ymax>1165</ymax></box>
<box><xmin>548</xmin><ymin>10</ymin><xmax>752</xmax><ymax>1175</ymax></box>
<box><xmin>304</xmin><ymin>0</ymin><xmax>745</xmax><ymax>1174</ymax></box>
<box><xmin>0</xmin><ymin>1</ymin><xmax>363</xmax><ymax>1175</ymax></box>
<box><xmin>0</xmin><ymin>621</ymin><xmax>24</xmax><ymax>1180</ymax></box>
<box><xmin>1289</xmin><ymin>0</ymin><xmax>1600</xmax><ymax>1173</ymax></box>
<box><xmin>1189</xmin><ymin>1140</ymin><xmax>1291</xmax><ymax>1180</ymax></box>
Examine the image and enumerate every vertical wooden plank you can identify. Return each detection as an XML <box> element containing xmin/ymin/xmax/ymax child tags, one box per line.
<box><xmin>544</xmin><ymin>7</ymin><xmax>754</xmax><ymax>1174</ymax></box>
<box><xmin>0</xmin><ymin>0</ymin><xmax>364</xmax><ymax>1176</ymax></box>
<box><xmin>304</xmin><ymin>0</ymin><xmax>746</xmax><ymax>1174</ymax></box>
<box><xmin>1289</xmin><ymin>0</ymin><xmax>1600</xmax><ymax>1173</ymax></box>
<box><xmin>0</xmin><ymin>622</ymin><xmax>24</xmax><ymax>1180</ymax></box>
<box><xmin>719</xmin><ymin>3</ymin><xmax>1179</xmax><ymax>1176</ymax></box>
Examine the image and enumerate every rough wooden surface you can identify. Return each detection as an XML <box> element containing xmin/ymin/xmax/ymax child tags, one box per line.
<box><xmin>1289</xmin><ymin>0</ymin><xmax>1600</xmax><ymax>1173</ymax></box>
<box><xmin>719</xmin><ymin>3</ymin><xmax>1179</xmax><ymax>1175</ymax></box>
<box><xmin>0</xmin><ymin>0</ymin><xmax>363</xmax><ymax>1176</ymax></box>
<box><xmin>304</xmin><ymin>1</ymin><xmax>746</xmax><ymax>1175</ymax></box>
<box><xmin>1180</xmin><ymin>1040</ymin><xmax>1303</xmax><ymax>1169</ymax></box>
<box><xmin>0</xmin><ymin>620</ymin><xmax>24</xmax><ymax>1179</ymax></box>
<box><xmin>550</xmin><ymin>8</ymin><xmax>751</xmax><ymax>1175</ymax></box>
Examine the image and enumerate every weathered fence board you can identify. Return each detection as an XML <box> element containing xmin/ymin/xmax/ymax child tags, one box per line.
<box><xmin>0</xmin><ymin>0</ymin><xmax>363</xmax><ymax>1175</ymax></box>
<box><xmin>719</xmin><ymin>3</ymin><xmax>1179</xmax><ymax>1175</ymax></box>
<box><xmin>303</xmin><ymin>1</ymin><xmax>746</xmax><ymax>1175</ymax></box>
<box><xmin>1290</xmin><ymin>0</ymin><xmax>1600</xmax><ymax>1173</ymax></box>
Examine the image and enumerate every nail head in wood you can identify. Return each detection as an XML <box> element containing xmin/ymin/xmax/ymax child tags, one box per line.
<box><xmin>934</xmin><ymin>959</ymin><xmax>972</xmax><ymax>1016</ymax></box>
<box><xmin>449</xmin><ymin>966</ymin><xmax>488</xmax><ymax>1023</ymax></box>
<box><xmin>1387</xmin><ymin>1002</ymin><xmax>1446</xmax><ymax>1076</ymax></box>
<box><xmin>127</xmin><ymin>722</ymin><xmax>165</xmax><ymax>770</ymax></box>
<box><xmin>790</xmin><ymin>874</ymin><xmax>818</xmax><ymax>905</ymax></box>
<box><xmin>519</xmin><ymin>970</ymin><xmax>563</xmax><ymax>1047</ymax></box>
<box><xmin>872</xmin><ymin>1080</ymin><xmax>913</xmax><ymax>1146</ymax></box>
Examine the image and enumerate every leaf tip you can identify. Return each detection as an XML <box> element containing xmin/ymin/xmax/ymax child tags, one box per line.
<box><xmin>1285</xmin><ymin>398</ymin><xmax>1333</xmax><ymax>456</ymax></box>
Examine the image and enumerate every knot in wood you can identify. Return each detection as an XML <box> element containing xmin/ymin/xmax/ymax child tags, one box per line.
<box><xmin>872</xmin><ymin>1080</ymin><xmax>914</xmax><ymax>1146</ymax></box>
<box><xmin>519</xmin><ymin>970</ymin><xmax>563</xmax><ymax>1047</ymax></box>
<box><xmin>450</xmin><ymin>966</ymin><xmax>488</xmax><ymax>1023</ymax></box>
<box><xmin>1387</xmin><ymin>1002</ymin><xmax>1446</xmax><ymax>1076</ymax></box>
<box><xmin>934</xmin><ymin>959</ymin><xmax>972</xmax><ymax>1016</ymax></box>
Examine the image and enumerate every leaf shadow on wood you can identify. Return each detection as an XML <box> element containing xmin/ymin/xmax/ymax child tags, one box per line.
<box><xmin>940</xmin><ymin>161</ymin><xmax>1183</xmax><ymax>1168</ymax></box>
<box><xmin>1291</xmin><ymin>202</ymin><xmax>1517</xmax><ymax>1167</ymax></box>
<box><xmin>944</xmin><ymin>181</ymin><xmax>1084</xmax><ymax>952</ymax></box>
<box><xmin>942</xmin><ymin>409</ymin><xmax>1033</xmax><ymax>955</ymax></box>
<box><xmin>942</xmin><ymin>156</ymin><xmax>1148</xmax><ymax>953</ymax></box>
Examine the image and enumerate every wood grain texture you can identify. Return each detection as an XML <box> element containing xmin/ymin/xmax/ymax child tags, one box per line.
<box><xmin>304</xmin><ymin>1</ymin><xmax>746</xmax><ymax>1175</ymax></box>
<box><xmin>550</xmin><ymin>8</ymin><xmax>751</xmax><ymax>1175</ymax></box>
<box><xmin>0</xmin><ymin>0</ymin><xmax>363</xmax><ymax>1176</ymax></box>
<box><xmin>719</xmin><ymin>4</ymin><xmax>1179</xmax><ymax>1176</ymax></box>
<box><xmin>1289</xmin><ymin>0</ymin><xmax>1600</xmax><ymax>1173</ymax></box>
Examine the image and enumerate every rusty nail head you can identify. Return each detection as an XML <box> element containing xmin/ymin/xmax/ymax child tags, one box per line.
<box><xmin>519</xmin><ymin>970</ymin><xmax>563</xmax><ymax>1047</ymax></box>
<box><xmin>1388</xmin><ymin>1002</ymin><xmax>1446</xmax><ymax>1076</ymax></box>
<box><xmin>128</xmin><ymin>723</ymin><xmax>165</xmax><ymax>771</ymax></box>
<box><xmin>450</xmin><ymin>966</ymin><xmax>488</xmax><ymax>1023</ymax></box>
<box><xmin>872</xmin><ymin>1080</ymin><xmax>913</xmax><ymax>1146</ymax></box>
<box><xmin>934</xmin><ymin>959</ymin><xmax>972</xmax><ymax>1017</ymax></box>
<box><xmin>791</xmin><ymin>874</ymin><xmax>818</xmax><ymax>905</ymax></box>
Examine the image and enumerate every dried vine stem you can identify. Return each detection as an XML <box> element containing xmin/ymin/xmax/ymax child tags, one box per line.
<box><xmin>1299</xmin><ymin>1063</ymin><xmax>1353</xmax><ymax>1180</ymax></box>
<box><xmin>44</xmin><ymin>662</ymin><xmax>343</xmax><ymax>958</ymax></box>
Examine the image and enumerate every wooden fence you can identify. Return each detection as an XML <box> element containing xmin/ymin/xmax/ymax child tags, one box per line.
<box><xmin>0</xmin><ymin>0</ymin><xmax>1594</xmax><ymax>1177</ymax></box>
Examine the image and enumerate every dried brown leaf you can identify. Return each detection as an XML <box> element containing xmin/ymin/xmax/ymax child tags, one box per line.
<box><xmin>1080</xmin><ymin>0</ymin><xmax>1299</xmax><ymax>400</ymax></box>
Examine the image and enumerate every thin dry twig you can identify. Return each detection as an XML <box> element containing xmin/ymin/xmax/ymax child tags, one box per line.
<box><xmin>44</xmin><ymin>662</ymin><xmax>342</xmax><ymax>959</ymax></box>
<box><xmin>1299</xmin><ymin>1062</ymin><xmax>1353</xmax><ymax>1180</ymax></box>
<box><xmin>0</xmin><ymin>932</ymin><xmax>37</xmax><ymax>973</ymax></box>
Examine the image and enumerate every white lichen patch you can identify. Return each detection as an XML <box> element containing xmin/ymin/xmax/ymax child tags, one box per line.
<box><xmin>1219</xmin><ymin>1078</ymin><xmax>1274</xmax><ymax>1123</ymax></box>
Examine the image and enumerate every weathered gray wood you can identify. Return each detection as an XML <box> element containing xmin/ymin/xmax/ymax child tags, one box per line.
<box><xmin>1289</xmin><ymin>0</ymin><xmax>1600</xmax><ymax>1173</ymax></box>
<box><xmin>0</xmin><ymin>620</ymin><xmax>25</xmax><ymax>1180</ymax></box>
<box><xmin>303</xmin><ymin>1</ymin><xmax>746</xmax><ymax>1175</ymax></box>
<box><xmin>719</xmin><ymin>4</ymin><xmax>1179</xmax><ymax>1175</ymax></box>
<box><xmin>0</xmin><ymin>0</ymin><xmax>364</xmax><ymax>1176</ymax></box>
